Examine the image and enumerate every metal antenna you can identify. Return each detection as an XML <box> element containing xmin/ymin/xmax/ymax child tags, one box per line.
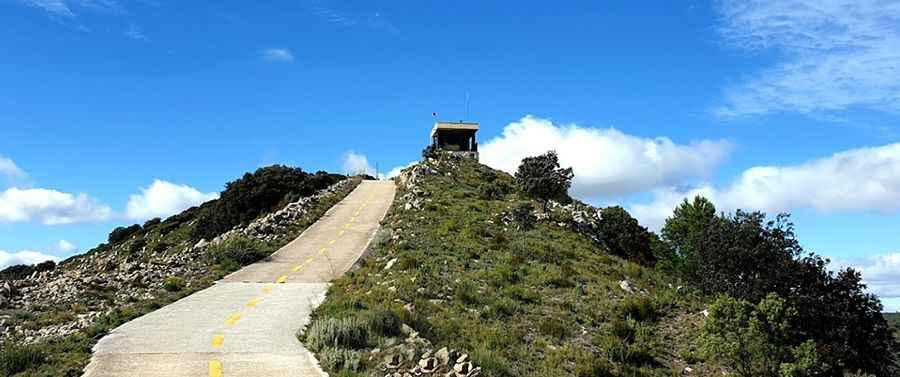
<box><xmin>465</xmin><ymin>91</ymin><xmax>470</xmax><ymax>121</ymax></box>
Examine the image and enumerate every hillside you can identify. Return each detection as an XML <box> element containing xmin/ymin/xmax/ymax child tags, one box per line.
<box><xmin>0</xmin><ymin>166</ymin><xmax>360</xmax><ymax>376</ymax></box>
<box><xmin>301</xmin><ymin>154</ymin><xmax>898</xmax><ymax>377</ymax></box>
<box><xmin>301</xmin><ymin>155</ymin><xmax>715</xmax><ymax>376</ymax></box>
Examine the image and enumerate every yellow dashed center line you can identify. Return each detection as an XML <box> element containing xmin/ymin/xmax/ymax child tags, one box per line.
<box><xmin>344</xmin><ymin>223</ymin><xmax>351</xmax><ymax>229</ymax></box>
<box><xmin>246</xmin><ymin>298</ymin><xmax>259</xmax><ymax>308</ymax></box>
<box><xmin>328</xmin><ymin>239</ymin><xmax>336</xmax><ymax>245</ymax></box>
<box><xmin>338</xmin><ymin>229</ymin><xmax>345</xmax><ymax>236</ymax></box>
<box><xmin>209</xmin><ymin>360</ymin><xmax>223</xmax><ymax>377</ymax></box>
<box><xmin>225</xmin><ymin>313</ymin><xmax>241</xmax><ymax>326</ymax></box>
<box><xmin>211</xmin><ymin>335</ymin><xmax>224</xmax><ymax>348</ymax></box>
<box><xmin>307</xmin><ymin>256</ymin><xmax>316</xmax><ymax>263</ymax></box>
<box><xmin>292</xmin><ymin>264</ymin><xmax>304</xmax><ymax>272</ymax></box>
<box><xmin>262</xmin><ymin>286</ymin><xmax>273</xmax><ymax>294</ymax></box>
<box><xmin>276</xmin><ymin>275</ymin><xmax>288</xmax><ymax>283</ymax></box>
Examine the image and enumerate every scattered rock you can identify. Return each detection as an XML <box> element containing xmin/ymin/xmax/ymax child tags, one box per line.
<box><xmin>619</xmin><ymin>280</ymin><xmax>635</xmax><ymax>293</ymax></box>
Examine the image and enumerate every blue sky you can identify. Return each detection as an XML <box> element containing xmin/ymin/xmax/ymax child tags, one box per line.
<box><xmin>3</xmin><ymin>0</ymin><xmax>900</xmax><ymax>309</ymax></box>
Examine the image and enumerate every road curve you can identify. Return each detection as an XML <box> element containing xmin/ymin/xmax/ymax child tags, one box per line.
<box><xmin>83</xmin><ymin>180</ymin><xmax>396</xmax><ymax>377</ymax></box>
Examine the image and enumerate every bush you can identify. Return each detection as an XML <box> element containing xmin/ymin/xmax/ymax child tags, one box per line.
<box><xmin>163</xmin><ymin>276</ymin><xmax>185</xmax><ymax>292</ymax></box>
<box><xmin>318</xmin><ymin>347</ymin><xmax>362</xmax><ymax>372</ymax></box>
<box><xmin>193</xmin><ymin>166</ymin><xmax>344</xmax><ymax>240</ymax></box>
<box><xmin>617</xmin><ymin>296</ymin><xmax>655</xmax><ymax>322</ymax></box>
<box><xmin>0</xmin><ymin>260</ymin><xmax>56</xmax><ymax>280</ymax></box>
<box><xmin>511</xmin><ymin>202</ymin><xmax>536</xmax><ymax>232</ymax></box>
<box><xmin>0</xmin><ymin>343</ymin><xmax>46</xmax><ymax>375</ymax></box>
<box><xmin>108</xmin><ymin>224</ymin><xmax>141</xmax><ymax>244</ymax></box>
<box><xmin>663</xmin><ymin>202</ymin><xmax>900</xmax><ymax>375</ymax></box>
<box><xmin>208</xmin><ymin>237</ymin><xmax>273</xmax><ymax>271</ymax></box>
<box><xmin>514</xmin><ymin>151</ymin><xmax>573</xmax><ymax>209</ymax></box>
<box><xmin>597</xmin><ymin>206</ymin><xmax>656</xmax><ymax>266</ymax></box>
<box><xmin>700</xmin><ymin>293</ymin><xmax>820</xmax><ymax>377</ymax></box>
<box><xmin>305</xmin><ymin>317</ymin><xmax>369</xmax><ymax>351</ymax></box>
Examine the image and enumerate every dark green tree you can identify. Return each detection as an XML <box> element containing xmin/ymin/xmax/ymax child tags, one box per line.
<box><xmin>597</xmin><ymin>206</ymin><xmax>656</xmax><ymax>266</ymax></box>
<box><xmin>660</xmin><ymin>195</ymin><xmax>716</xmax><ymax>278</ymax></box>
<box><xmin>515</xmin><ymin>151</ymin><xmax>573</xmax><ymax>210</ymax></box>
<box><xmin>108</xmin><ymin>224</ymin><xmax>142</xmax><ymax>244</ymax></box>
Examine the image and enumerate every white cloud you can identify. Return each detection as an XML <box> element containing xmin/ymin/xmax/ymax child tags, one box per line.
<box><xmin>479</xmin><ymin>116</ymin><xmax>732</xmax><ymax>198</ymax></box>
<box><xmin>715</xmin><ymin>0</ymin><xmax>900</xmax><ymax>117</ymax></box>
<box><xmin>0</xmin><ymin>250</ymin><xmax>60</xmax><ymax>269</ymax></box>
<box><xmin>56</xmin><ymin>240</ymin><xmax>76</xmax><ymax>253</ymax></box>
<box><xmin>0</xmin><ymin>187</ymin><xmax>111</xmax><ymax>225</ymax></box>
<box><xmin>261</xmin><ymin>48</ymin><xmax>294</xmax><ymax>62</ymax></box>
<box><xmin>629</xmin><ymin>142</ymin><xmax>900</xmax><ymax>230</ymax></box>
<box><xmin>386</xmin><ymin>161</ymin><xmax>417</xmax><ymax>179</ymax></box>
<box><xmin>341</xmin><ymin>151</ymin><xmax>376</xmax><ymax>176</ymax></box>
<box><xmin>125</xmin><ymin>180</ymin><xmax>218</xmax><ymax>220</ymax></box>
<box><xmin>18</xmin><ymin>0</ymin><xmax>120</xmax><ymax>17</ymax></box>
<box><xmin>0</xmin><ymin>156</ymin><xmax>27</xmax><ymax>184</ymax></box>
<box><xmin>125</xmin><ymin>24</ymin><xmax>146</xmax><ymax>40</ymax></box>
<box><xmin>837</xmin><ymin>253</ymin><xmax>900</xmax><ymax>303</ymax></box>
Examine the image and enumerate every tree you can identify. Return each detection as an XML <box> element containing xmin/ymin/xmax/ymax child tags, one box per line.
<box><xmin>675</xmin><ymin>207</ymin><xmax>899</xmax><ymax>375</ymax></box>
<box><xmin>193</xmin><ymin>166</ymin><xmax>344</xmax><ymax>240</ymax></box>
<box><xmin>515</xmin><ymin>151</ymin><xmax>573</xmax><ymax>210</ymax></box>
<box><xmin>108</xmin><ymin>224</ymin><xmax>142</xmax><ymax>244</ymax></box>
<box><xmin>597</xmin><ymin>206</ymin><xmax>656</xmax><ymax>265</ymax></box>
<box><xmin>696</xmin><ymin>211</ymin><xmax>802</xmax><ymax>302</ymax></box>
<box><xmin>661</xmin><ymin>196</ymin><xmax>716</xmax><ymax>279</ymax></box>
<box><xmin>700</xmin><ymin>293</ymin><xmax>820</xmax><ymax>377</ymax></box>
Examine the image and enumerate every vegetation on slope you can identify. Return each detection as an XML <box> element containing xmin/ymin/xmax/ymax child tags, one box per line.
<box><xmin>0</xmin><ymin>165</ymin><xmax>356</xmax><ymax>376</ymax></box>
<box><xmin>303</xmin><ymin>155</ymin><xmax>700</xmax><ymax>376</ymax></box>
<box><xmin>304</xmin><ymin>153</ymin><xmax>897</xmax><ymax>377</ymax></box>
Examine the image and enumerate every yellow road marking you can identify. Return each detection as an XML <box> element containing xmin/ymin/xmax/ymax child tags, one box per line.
<box><xmin>292</xmin><ymin>264</ymin><xmax>303</xmax><ymax>272</ymax></box>
<box><xmin>246</xmin><ymin>298</ymin><xmax>259</xmax><ymax>308</ymax></box>
<box><xmin>211</xmin><ymin>335</ymin><xmax>224</xmax><ymax>348</ymax></box>
<box><xmin>328</xmin><ymin>239</ymin><xmax>336</xmax><ymax>245</ymax></box>
<box><xmin>209</xmin><ymin>360</ymin><xmax>223</xmax><ymax>377</ymax></box>
<box><xmin>344</xmin><ymin>223</ymin><xmax>351</xmax><ymax>229</ymax></box>
<box><xmin>262</xmin><ymin>286</ymin><xmax>273</xmax><ymax>294</ymax></box>
<box><xmin>318</xmin><ymin>248</ymin><xmax>327</xmax><ymax>255</ymax></box>
<box><xmin>338</xmin><ymin>229</ymin><xmax>345</xmax><ymax>236</ymax></box>
<box><xmin>276</xmin><ymin>275</ymin><xmax>288</xmax><ymax>284</ymax></box>
<box><xmin>350</xmin><ymin>217</ymin><xmax>356</xmax><ymax>222</ymax></box>
<box><xmin>225</xmin><ymin>313</ymin><xmax>241</xmax><ymax>326</ymax></box>
<box><xmin>307</xmin><ymin>256</ymin><xmax>316</xmax><ymax>263</ymax></box>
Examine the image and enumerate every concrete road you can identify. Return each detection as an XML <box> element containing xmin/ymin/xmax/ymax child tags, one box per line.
<box><xmin>83</xmin><ymin>180</ymin><xmax>396</xmax><ymax>377</ymax></box>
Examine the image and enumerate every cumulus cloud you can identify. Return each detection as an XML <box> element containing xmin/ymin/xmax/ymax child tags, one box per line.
<box><xmin>0</xmin><ymin>187</ymin><xmax>111</xmax><ymax>225</ymax></box>
<box><xmin>479</xmin><ymin>116</ymin><xmax>732</xmax><ymax>198</ymax></box>
<box><xmin>125</xmin><ymin>180</ymin><xmax>218</xmax><ymax>220</ymax></box>
<box><xmin>341</xmin><ymin>151</ymin><xmax>378</xmax><ymax>176</ymax></box>
<box><xmin>261</xmin><ymin>48</ymin><xmax>294</xmax><ymax>62</ymax></box>
<box><xmin>0</xmin><ymin>250</ymin><xmax>60</xmax><ymax>269</ymax></box>
<box><xmin>836</xmin><ymin>253</ymin><xmax>900</xmax><ymax>305</ymax></box>
<box><xmin>386</xmin><ymin>161</ymin><xmax>417</xmax><ymax>179</ymax></box>
<box><xmin>56</xmin><ymin>240</ymin><xmax>76</xmax><ymax>253</ymax></box>
<box><xmin>714</xmin><ymin>0</ymin><xmax>900</xmax><ymax>117</ymax></box>
<box><xmin>629</xmin><ymin>142</ymin><xmax>900</xmax><ymax>230</ymax></box>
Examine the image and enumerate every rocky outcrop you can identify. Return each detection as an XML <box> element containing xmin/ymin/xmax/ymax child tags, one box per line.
<box><xmin>0</xmin><ymin>178</ymin><xmax>357</xmax><ymax>344</ymax></box>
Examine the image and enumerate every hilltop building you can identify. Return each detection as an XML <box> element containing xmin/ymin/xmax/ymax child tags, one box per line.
<box><xmin>425</xmin><ymin>121</ymin><xmax>479</xmax><ymax>160</ymax></box>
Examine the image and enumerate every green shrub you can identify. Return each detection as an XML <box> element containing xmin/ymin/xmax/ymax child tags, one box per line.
<box><xmin>305</xmin><ymin>317</ymin><xmax>369</xmax><ymax>351</ymax></box>
<box><xmin>163</xmin><ymin>276</ymin><xmax>185</xmax><ymax>292</ymax></box>
<box><xmin>617</xmin><ymin>296</ymin><xmax>655</xmax><ymax>322</ymax></box>
<box><xmin>538</xmin><ymin>316</ymin><xmax>570</xmax><ymax>340</ymax></box>
<box><xmin>108</xmin><ymin>224</ymin><xmax>141</xmax><ymax>244</ymax></box>
<box><xmin>318</xmin><ymin>347</ymin><xmax>362</xmax><ymax>372</ymax></box>
<box><xmin>515</xmin><ymin>151</ymin><xmax>573</xmax><ymax>209</ymax></box>
<box><xmin>208</xmin><ymin>236</ymin><xmax>273</xmax><ymax>271</ymax></box>
<box><xmin>193</xmin><ymin>166</ymin><xmax>343</xmax><ymax>240</ymax></box>
<box><xmin>0</xmin><ymin>343</ymin><xmax>46</xmax><ymax>375</ymax></box>
<box><xmin>700</xmin><ymin>293</ymin><xmax>821</xmax><ymax>377</ymax></box>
